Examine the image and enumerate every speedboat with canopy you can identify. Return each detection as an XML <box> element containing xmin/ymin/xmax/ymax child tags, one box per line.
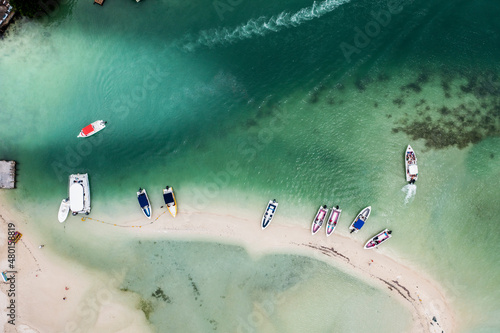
<box><xmin>349</xmin><ymin>206</ymin><xmax>371</xmax><ymax>233</ymax></box>
<box><xmin>137</xmin><ymin>188</ymin><xmax>152</xmax><ymax>219</ymax></box>
<box><xmin>163</xmin><ymin>186</ymin><xmax>177</xmax><ymax>217</ymax></box>
<box><xmin>69</xmin><ymin>173</ymin><xmax>91</xmax><ymax>216</ymax></box>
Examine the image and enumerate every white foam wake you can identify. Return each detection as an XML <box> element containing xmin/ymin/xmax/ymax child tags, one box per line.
<box><xmin>402</xmin><ymin>184</ymin><xmax>417</xmax><ymax>205</ymax></box>
<box><xmin>182</xmin><ymin>0</ymin><xmax>351</xmax><ymax>51</ymax></box>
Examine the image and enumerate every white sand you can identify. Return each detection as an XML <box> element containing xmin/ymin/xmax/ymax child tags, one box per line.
<box><xmin>0</xmin><ymin>194</ymin><xmax>455</xmax><ymax>332</ymax></box>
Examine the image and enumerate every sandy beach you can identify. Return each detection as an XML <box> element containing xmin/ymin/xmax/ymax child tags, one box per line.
<box><xmin>0</xmin><ymin>192</ymin><xmax>455</xmax><ymax>333</ymax></box>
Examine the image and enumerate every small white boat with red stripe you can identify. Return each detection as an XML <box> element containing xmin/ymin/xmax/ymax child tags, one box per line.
<box><xmin>78</xmin><ymin>120</ymin><xmax>107</xmax><ymax>138</ymax></box>
<box><xmin>364</xmin><ymin>229</ymin><xmax>392</xmax><ymax>249</ymax></box>
<box><xmin>311</xmin><ymin>205</ymin><xmax>328</xmax><ymax>235</ymax></box>
<box><xmin>325</xmin><ymin>205</ymin><xmax>342</xmax><ymax>237</ymax></box>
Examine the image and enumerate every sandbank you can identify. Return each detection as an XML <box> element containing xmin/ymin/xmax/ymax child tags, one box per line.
<box><xmin>0</xmin><ymin>193</ymin><xmax>455</xmax><ymax>332</ymax></box>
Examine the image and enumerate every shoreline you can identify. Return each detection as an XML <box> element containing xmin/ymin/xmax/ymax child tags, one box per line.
<box><xmin>0</xmin><ymin>193</ymin><xmax>455</xmax><ymax>332</ymax></box>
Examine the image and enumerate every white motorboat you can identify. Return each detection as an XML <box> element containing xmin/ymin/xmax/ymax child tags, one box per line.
<box><xmin>311</xmin><ymin>205</ymin><xmax>328</xmax><ymax>235</ymax></box>
<box><xmin>77</xmin><ymin>120</ymin><xmax>107</xmax><ymax>138</ymax></box>
<box><xmin>349</xmin><ymin>206</ymin><xmax>371</xmax><ymax>233</ymax></box>
<box><xmin>261</xmin><ymin>199</ymin><xmax>278</xmax><ymax>230</ymax></box>
<box><xmin>364</xmin><ymin>229</ymin><xmax>392</xmax><ymax>249</ymax></box>
<box><xmin>58</xmin><ymin>198</ymin><xmax>70</xmax><ymax>223</ymax></box>
<box><xmin>325</xmin><ymin>205</ymin><xmax>342</xmax><ymax>237</ymax></box>
<box><xmin>69</xmin><ymin>173</ymin><xmax>91</xmax><ymax>216</ymax></box>
<box><xmin>405</xmin><ymin>145</ymin><xmax>418</xmax><ymax>184</ymax></box>
<box><xmin>163</xmin><ymin>186</ymin><xmax>177</xmax><ymax>217</ymax></box>
<box><xmin>137</xmin><ymin>188</ymin><xmax>152</xmax><ymax>219</ymax></box>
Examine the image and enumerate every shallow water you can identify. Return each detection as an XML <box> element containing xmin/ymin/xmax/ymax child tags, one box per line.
<box><xmin>1</xmin><ymin>0</ymin><xmax>500</xmax><ymax>331</ymax></box>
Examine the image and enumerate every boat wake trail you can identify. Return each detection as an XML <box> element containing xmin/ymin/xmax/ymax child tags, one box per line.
<box><xmin>181</xmin><ymin>0</ymin><xmax>351</xmax><ymax>51</ymax></box>
<box><xmin>402</xmin><ymin>184</ymin><xmax>417</xmax><ymax>205</ymax></box>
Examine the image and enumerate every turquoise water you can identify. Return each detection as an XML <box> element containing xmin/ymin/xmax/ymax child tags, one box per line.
<box><xmin>1</xmin><ymin>0</ymin><xmax>500</xmax><ymax>331</ymax></box>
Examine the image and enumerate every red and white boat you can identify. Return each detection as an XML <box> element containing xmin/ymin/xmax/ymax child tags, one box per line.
<box><xmin>364</xmin><ymin>229</ymin><xmax>392</xmax><ymax>249</ymax></box>
<box><xmin>325</xmin><ymin>206</ymin><xmax>342</xmax><ymax>237</ymax></box>
<box><xmin>78</xmin><ymin>120</ymin><xmax>107</xmax><ymax>138</ymax></box>
<box><xmin>311</xmin><ymin>205</ymin><xmax>328</xmax><ymax>235</ymax></box>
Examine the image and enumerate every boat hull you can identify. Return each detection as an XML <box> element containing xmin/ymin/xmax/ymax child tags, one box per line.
<box><xmin>364</xmin><ymin>228</ymin><xmax>392</xmax><ymax>249</ymax></box>
<box><xmin>58</xmin><ymin>199</ymin><xmax>70</xmax><ymax>223</ymax></box>
<box><xmin>137</xmin><ymin>189</ymin><xmax>152</xmax><ymax>219</ymax></box>
<box><xmin>326</xmin><ymin>208</ymin><xmax>342</xmax><ymax>237</ymax></box>
<box><xmin>163</xmin><ymin>186</ymin><xmax>177</xmax><ymax>217</ymax></box>
<box><xmin>78</xmin><ymin>120</ymin><xmax>106</xmax><ymax>138</ymax></box>
<box><xmin>69</xmin><ymin>174</ymin><xmax>91</xmax><ymax>215</ymax></box>
<box><xmin>405</xmin><ymin>145</ymin><xmax>418</xmax><ymax>182</ymax></box>
<box><xmin>261</xmin><ymin>200</ymin><xmax>278</xmax><ymax>230</ymax></box>
<box><xmin>349</xmin><ymin>206</ymin><xmax>371</xmax><ymax>233</ymax></box>
<box><xmin>311</xmin><ymin>206</ymin><xmax>328</xmax><ymax>235</ymax></box>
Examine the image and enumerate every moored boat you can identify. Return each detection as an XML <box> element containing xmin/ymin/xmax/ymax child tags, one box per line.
<box><xmin>77</xmin><ymin>120</ymin><xmax>107</xmax><ymax>138</ymax></box>
<box><xmin>137</xmin><ymin>188</ymin><xmax>152</xmax><ymax>219</ymax></box>
<box><xmin>69</xmin><ymin>173</ymin><xmax>91</xmax><ymax>216</ymax></box>
<box><xmin>349</xmin><ymin>206</ymin><xmax>371</xmax><ymax>233</ymax></box>
<box><xmin>58</xmin><ymin>198</ymin><xmax>70</xmax><ymax>223</ymax></box>
<box><xmin>311</xmin><ymin>205</ymin><xmax>328</xmax><ymax>235</ymax></box>
<box><xmin>405</xmin><ymin>145</ymin><xmax>418</xmax><ymax>184</ymax></box>
<box><xmin>261</xmin><ymin>199</ymin><xmax>278</xmax><ymax>230</ymax></box>
<box><xmin>326</xmin><ymin>205</ymin><xmax>342</xmax><ymax>237</ymax></box>
<box><xmin>364</xmin><ymin>229</ymin><xmax>392</xmax><ymax>249</ymax></box>
<box><xmin>163</xmin><ymin>186</ymin><xmax>177</xmax><ymax>217</ymax></box>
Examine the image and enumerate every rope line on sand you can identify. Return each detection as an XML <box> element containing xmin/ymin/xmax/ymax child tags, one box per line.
<box><xmin>19</xmin><ymin>239</ymin><xmax>42</xmax><ymax>272</ymax></box>
<box><xmin>80</xmin><ymin>210</ymin><xmax>168</xmax><ymax>228</ymax></box>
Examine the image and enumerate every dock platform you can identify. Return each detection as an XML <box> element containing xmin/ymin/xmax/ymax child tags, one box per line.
<box><xmin>0</xmin><ymin>161</ymin><xmax>16</xmax><ymax>189</ymax></box>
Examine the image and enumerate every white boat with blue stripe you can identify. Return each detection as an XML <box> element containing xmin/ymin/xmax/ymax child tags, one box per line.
<box><xmin>261</xmin><ymin>199</ymin><xmax>278</xmax><ymax>230</ymax></box>
<box><xmin>349</xmin><ymin>206</ymin><xmax>371</xmax><ymax>233</ymax></box>
<box><xmin>137</xmin><ymin>188</ymin><xmax>152</xmax><ymax>219</ymax></box>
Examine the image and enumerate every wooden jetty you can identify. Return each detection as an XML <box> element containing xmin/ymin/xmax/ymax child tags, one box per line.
<box><xmin>0</xmin><ymin>161</ymin><xmax>16</xmax><ymax>189</ymax></box>
<box><xmin>94</xmin><ymin>0</ymin><xmax>104</xmax><ymax>5</ymax></box>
